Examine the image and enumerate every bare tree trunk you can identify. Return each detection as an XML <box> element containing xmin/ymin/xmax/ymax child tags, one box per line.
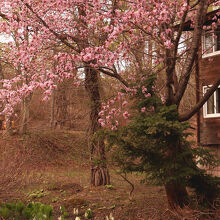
<box><xmin>19</xmin><ymin>94</ymin><xmax>32</xmax><ymax>135</ymax></box>
<box><xmin>3</xmin><ymin>115</ymin><xmax>13</xmax><ymax>136</ymax></box>
<box><xmin>85</xmin><ymin>67</ymin><xmax>110</xmax><ymax>186</ymax></box>
<box><xmin>50</xmin><ymin>90</ymin><xmax>55</xmax><ymax>129</ymax></box>
<box><xmin>55</xmin><ymin>82</ymin><xmax>68</xmax><ymax>129</ymax></box>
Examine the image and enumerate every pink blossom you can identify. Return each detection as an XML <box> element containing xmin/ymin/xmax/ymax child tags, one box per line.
<box><xmin>74</xmin><ymin>82</ymin><xmax>80</xmax><ymax>87</ymax></box>
<box><xmin>111</xmin><ymin>125</ymin><xmax>117</xmax><ymax>130</ymax></box>
<box><xmin>141</xmin><ymin>107</ymin><xmax>146</xmax><ymax>112</ymax></box>
<box><xmin>122</xmin><ymin>101</ymin><xmax>128</xmax><ymax>107</ymax></box>
<box><xmin>106</xmin><ymin>115</ymin><xmax>113</xmax><ymax>121</ymax></box>
<box><xmin>161</xmin><ymin>95</ymin><xmax>166</xmax><ymax>104</ymax></box>
<box><xmin>98</xmin><ymin>118</ymin><xmax>105</xmax><ymax>124</ymax></box>
<box><xmin>164</xmin><ymin>40</ymin><xmax>173</xmax><ymax>49</ymax></box>
<box><xmin>109</xmin><ymin>99</ymin><xmax>115</xmax><ymax>104</ymax></box>
<box><xmin>177</xmin><ymin>11</ymin><xmax>184</xmax><ymax>18</ymax></box>
<box><xmin>142</xmin><ymin>86</ymin><xmax>147</xmax><ymax>93</ymax></box>
<box><xmin>145</xmin><ymin>93</ymin><xmax>151</xmax><ymax>98</ymax></box>
<box><xmin>109</xmin><ymin>108</ymin><xmax>116</xmax><ymax>115</ymax></box>
<box><xmin>100</xmin><ymin>122</ymin><xmax>105</xmax><ymax>127</ymax></box>
<box><xmin>98</xmin><ymin>110</ymin><xmax>105</xmax><ymax>116</ymax></box>
<box><xmin>159</xmin><ymin>58</ymin><xmax>164</xmax><ymax>62</ymax></box>
<box><xmin>123</xmin><ymin>111</ymin><xmax>130</xmax><ymax>119</ymax></box>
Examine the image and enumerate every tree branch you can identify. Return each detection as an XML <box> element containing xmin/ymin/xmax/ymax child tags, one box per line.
<box><xmin>175</xmin><ymin>0</ymin><xmax>209</xmax><ymax>105</ymax></box>
<box><xmin>22</xmin><ymin>1</ymin><xmax>80</xmax><ymax>52</ymax></box>
<box><xmin>178</xmin><ymin>78</ymin><xmax>220</xmax><ymax>121</ymax></box>
<box><xmin>98</xmin><ymin>67</ymin><xmax>129</xmax><ymax>87</ymax></box>
<box><xmin>0</xmin><ymin>12</ymin><xmax>8</xmax><ymax>21</ymax></box>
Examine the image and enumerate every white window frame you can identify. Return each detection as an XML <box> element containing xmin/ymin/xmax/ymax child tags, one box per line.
<box><xmin>203</xmin><ymin>85</ymin><xmax>220</xmax><ymax>118</ymax></box>
<box><xmin>202</xmin><ymin>29</ymin><xmax>220</xmax><ymax>58</ymax></box>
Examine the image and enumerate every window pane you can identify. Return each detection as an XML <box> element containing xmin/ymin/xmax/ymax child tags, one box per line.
<box><xmin>207</xmin><ymin>93</ymin><xmax>215</xmax><ymax>114</ymax></box>
<box><xmin>216</xmin><ymin>88</ymin><xmax>220</xmax><ymax>113</ymax></box>
<box><xmin>204</xmin><ymin>32</ymin><xmax>213</xmax><ymax>54</ymax></box>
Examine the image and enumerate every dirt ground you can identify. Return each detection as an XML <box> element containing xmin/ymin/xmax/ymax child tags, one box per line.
<box><xmin>0</xmin><ymin>131</ymin><xmax>219</xmax><ymax>220</ymax></box>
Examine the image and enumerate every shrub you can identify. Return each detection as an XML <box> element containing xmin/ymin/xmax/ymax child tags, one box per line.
<box><xmin>0</xmin><ymin>202</ymin><xmax>53</xmax><ymax>220</ymax></box>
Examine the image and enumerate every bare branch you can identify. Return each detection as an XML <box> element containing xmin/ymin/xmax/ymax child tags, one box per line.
<box><xmin>178</xmin><ymin>78</ymin><xmax>220</xmax><ymax>121</ymax></box>
<box><xmin>175</xmin><ymin>0</ymin><xmax>209</xmax><ymax>105</ymax></box>
<box><xmin>0</xmin><ymin>12</ymin><xmax>8</xmax><ymax>21</ymax></box>
<box><xmin>98</xmin><ymin>67</ymin><xmax>129</xmax><ymax>87</ymax></box>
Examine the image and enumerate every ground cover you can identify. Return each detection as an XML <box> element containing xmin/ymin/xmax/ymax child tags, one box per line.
<box><xmin>0</xmin><ymin>131</ymin><xmax>219</xmax><ymax>219</ymax></box>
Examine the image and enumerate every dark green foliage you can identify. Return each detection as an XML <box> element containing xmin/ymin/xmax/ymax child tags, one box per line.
<box><xmin>0</xmin><ymin>202</ymin><xmax>53</xmax><ymax>220</ymax></box>
<box><xmin>189</xmin><ymin>173</ymin><xmax>220</xmax><ymax>206</ymax></box>
<box><xmin>99</xmin><ymin>74</ymin><xmax>220</xmax><ymax>205</ymax></box>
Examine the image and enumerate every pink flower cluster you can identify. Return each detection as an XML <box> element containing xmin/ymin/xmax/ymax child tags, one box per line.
<box><xmin>141</xmin><ymin>86</ymin><xmax>151</xmax><ymax>98</ymax></box>
<box><xmin>0</xmin><ymin>0</ymin><xmax>217</xmax><ymax>120</ymax></box>
<box><xmin>98</xmin><ymin>92</ymin><xmax>130</xmax><ymax>130</ymax></box>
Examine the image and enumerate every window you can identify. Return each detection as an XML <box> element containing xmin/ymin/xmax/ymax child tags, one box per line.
<box><xmin>203</xmin><ymin>86</ymin><xmax>220</xmax><ymax>118</ymax></box>
<box><xmin>203</xmin><ymin>28</ymin><xmax>220</xmax><ymax>57</ymax></box>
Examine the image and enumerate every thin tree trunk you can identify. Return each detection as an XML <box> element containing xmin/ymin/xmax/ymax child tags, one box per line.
<box><xmin>19</xmin><ymin>94</ymin><xmax>32</xmax><ymax>135</ymax></box>
<box><xmin>55</xmin><ymin>82</ymin><xmax>68</xmax><ymax>129</ymax></box>
<box><xmin>85</xmin><ymin>67</ymin><xmax>110</xmax><ymax>186</ymax></box>
<box><xmin>50</xmin><ymin>90</ymin><xmax>55</xmax><ymax>129</ymax></box>
<box><xmin>3</xmin><ymin>115</ymin><xmax>13</xmax><ymax>136</ymax></box>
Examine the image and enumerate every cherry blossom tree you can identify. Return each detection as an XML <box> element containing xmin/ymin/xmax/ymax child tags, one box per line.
<box><xmin>0</xmin><ymin>0</ymin><xmax>220</xmax><ymax>208</ymax></box>
<box><xmin>0</xmin><ymin>0</ymin><xmax>126</xmax><ymax>186</ymax></box>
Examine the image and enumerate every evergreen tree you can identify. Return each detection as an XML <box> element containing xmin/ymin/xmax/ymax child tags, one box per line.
<box><xmin>100</xmin><ymin>75</ymin><xmax>220</xmax><ymax>208</ymax></box>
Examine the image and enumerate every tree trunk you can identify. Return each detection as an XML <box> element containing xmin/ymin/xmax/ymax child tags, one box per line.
<box><xmin>164</xmin><ymin>142</ymin><xmax>189</xmax><ymax>209</ymax></box>
<box><xmin>85</xmin><ymin>67</ymin><xmax>110</xmax><ymax>186</ymax></box>
<box><xmin>90</xmin><ymin>137</ymin><xmax>110</xmax><ymax>186</ymax></box>
<box><xmin>165</xmin><ymin>183</ymin><xmax>188</xmax><ymax>209</ymax></box>
<box><xmin>55</xmin><ymin>82</ymin><xmax>68</xmax><ymax>129</ymax></box>
<box><xmin>3</xmin><ymin>115</ymin><xmax>13</xmax><ymax>136</ymax></box>
<box><xmin>19</xmin><ymin>94</ymin><xmax>32</xmax><ymax>135</ymax></box>
<box><xmin>50</xmin><ymin>90</ymin><xmax>55</xmax><ymax>129</ymax></box>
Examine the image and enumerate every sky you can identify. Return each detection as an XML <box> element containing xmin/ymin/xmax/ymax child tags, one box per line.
<box><xmin>0</xmin><ymin>34</ymin><xmax>12</xmax><ymax>43</ymax></box>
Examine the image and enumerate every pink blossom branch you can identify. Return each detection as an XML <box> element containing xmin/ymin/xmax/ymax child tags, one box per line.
<box><xmin>22</xmin><ymin>1</ymin><xmax>80</xmax><ymax>52</ymax></box>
